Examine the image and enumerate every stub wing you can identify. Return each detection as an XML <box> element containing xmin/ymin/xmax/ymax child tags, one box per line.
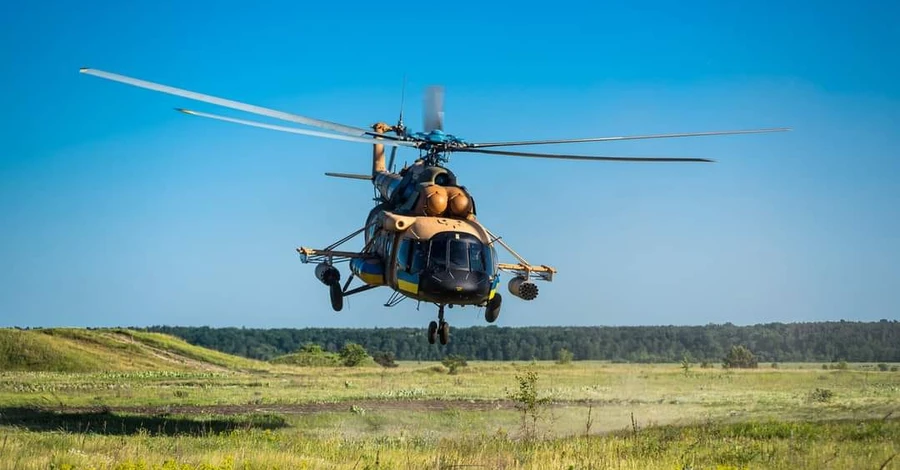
<box><xmin>296</xmin><ymin>247</ymin><xmax>374</xmax><ymax>264</ymax></box>
<box><xmin>498</xmin><ymin>263</ymin><xmax>556</xmax><ymax>282</ymax></box>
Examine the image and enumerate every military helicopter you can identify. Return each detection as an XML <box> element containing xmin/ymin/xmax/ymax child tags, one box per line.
<box><xmin>79</xmin><ymin>68</ymin><xmax>790</xmax><ymax>345</ymax></box>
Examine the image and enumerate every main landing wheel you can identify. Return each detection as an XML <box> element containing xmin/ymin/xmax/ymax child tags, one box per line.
<box><xmin>485</xmin><ymin>293</ymin><xmax>502</xmax><ymax>323</ymax></box>
<box><xmin>439</xmin><ymin>321</ymin><xmax>450</xmax><ymax>345</ymax></box>
<box><xmin>329</xmin><ymin>282</ymin><xmax>343</xmax><ymax>312</ymax></box>
<box><xmin>427</xmin><ymin>321</ymin><xmax>438</xmax><ymax>344</ymax></box>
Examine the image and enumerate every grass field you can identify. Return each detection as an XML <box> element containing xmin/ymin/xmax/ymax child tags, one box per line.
<box><xmin>0</xmin><ymin>328</ymin><xmax>898</xmax><ymax>469</ymax></box>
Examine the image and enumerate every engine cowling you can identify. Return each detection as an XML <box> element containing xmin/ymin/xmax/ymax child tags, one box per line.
<box><xmin>508</xmin><ymin>276</ymin><xmax>538</xmax><ymax>301</ymax></box>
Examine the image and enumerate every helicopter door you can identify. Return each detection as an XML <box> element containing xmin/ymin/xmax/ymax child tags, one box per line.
<box><xmin>395</xmin><ymin>237</ymin><xmax>423</xmax><ymax>295</ymax></box>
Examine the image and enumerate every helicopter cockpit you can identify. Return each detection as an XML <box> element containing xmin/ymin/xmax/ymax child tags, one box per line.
<box><xmin>425</xmin><ymin>232</ymin><xmax>492</xmax><ymax>274</ymax></box>
<box><xmin>411</xmin><ymin>232</ymin><xmax>497</xmax><ymax>303</ymax></box>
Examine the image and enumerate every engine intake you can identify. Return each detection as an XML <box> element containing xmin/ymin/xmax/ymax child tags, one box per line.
<box><xmin>508</xmin><ymin>276</ymin><xmax>538</xmax><ymax>301</ymax></box>
<box><xmin>315</xmin><ymin>263</ymin><xmax>341</xmax><ymax>286</ymax></box>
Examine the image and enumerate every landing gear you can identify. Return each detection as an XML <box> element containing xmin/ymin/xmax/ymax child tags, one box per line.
<box><xmin>428</xmin><ymin>321</ymin><xmax>438</xmax><ymax>344</ymax></box>
<box><xmin>439</xmin><ymin>321</ymin><xmax>450</xmax><ymax>345</ymax></box>
<box><xmin>329</xmin><ymin>282</ymin><xmax>343</xmax><ymax>312</ymax></box>
<box><xmin>485</xmin><ymin>293</ymin><xmax>502</xmax><ymax>323</ymax></box>
<box><xmin>426</xmin><ymin>304</ymin><xmax>451</xmax><ymax>345</ymax></box>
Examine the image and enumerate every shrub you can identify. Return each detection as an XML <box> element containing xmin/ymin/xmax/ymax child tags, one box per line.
<box><xmin>556</xmin><ymin>348</ymin><xmax>574</xmax><ymax>365</ymax></box>
<box><xmin>722</xmin><ymin>345</ymin><xmax>758</xmax><ymax>369</ymax></box>
<box><xmin>339</xmin><ymin>342</ymin><xmax>369</xmax><ymax>367</ymax></box>
<box><xmin>269</xmin><ymin>343</ymin><xmax>340</xmax><ymax>367</ymax></box>
<box><xmin>507</xmin><ymin>369</ymin><xmax>551</xmax><ymax>440</ymax></box>
<box><xmin>809</xmin><ymin>388</ymin><xmax>834</xmax><ymax>403</ymax></box>
<box><xmin>877</xmin><ymin>363</ymin><xmax>889</xmax><ymax>372</ymax></box>
<box><xmin>442</xmin><ymin>354</ymin><xmax>468</xmax><ymax>375</ymax></box>
<box><xmin>373</xmin><ymin>351</ymin><xmax>398</xmax><ymax>368</ymax></box>
<box><xmin>681</xmin><ymin>355</ymin><xmax>693</xmax><ymax>375</ymax></box>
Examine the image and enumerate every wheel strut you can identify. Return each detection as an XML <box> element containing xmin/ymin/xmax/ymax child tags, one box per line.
<box><xmin>437</xmin><ymin>304</ymin><xmax>450</xmax><ymax>345</ymax></box>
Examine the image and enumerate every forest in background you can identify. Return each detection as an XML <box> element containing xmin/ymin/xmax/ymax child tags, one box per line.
<box><xmin>140</xmin><ymin>320</ymin><xmax>900</xmax><ymax>363</ymax></box>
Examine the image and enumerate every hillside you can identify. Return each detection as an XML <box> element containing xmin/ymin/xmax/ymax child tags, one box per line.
<box><xmin>0</xmin><ymin>328</ymin><xmax>268</xmax><ymax>373</ymax></box>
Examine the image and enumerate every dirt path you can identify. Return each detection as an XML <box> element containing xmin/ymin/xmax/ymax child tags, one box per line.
<box><xmin>36</xmin><ymin>399</ymin><xmax>592</xmax><ymax>416</ymax></box>
<box><xmin>102</xmin><ymin>332</ymin><xmax>229</xmax><ymax>373</ymax></box>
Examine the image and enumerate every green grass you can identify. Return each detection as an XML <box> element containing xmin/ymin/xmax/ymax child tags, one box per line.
<box><xmin>1</xmin><ymin>416</ymin><xmax>897</xmax><ymax>469</ymax></box>
<box><xmin>1</xmin><ymin>331</ymin><xmax>898</xmax><ymax>469</ymax></box>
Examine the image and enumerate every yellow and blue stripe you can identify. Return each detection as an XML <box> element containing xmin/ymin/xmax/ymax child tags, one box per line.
<box><xmin>397</xmin><ymin>270</ymin><xmax>419</xmax><ymax>294</ymax></box>
<box><xmin>350</xmin><ymin>258</ymin><xmax>385</xmax><ymax>286</ymax></box>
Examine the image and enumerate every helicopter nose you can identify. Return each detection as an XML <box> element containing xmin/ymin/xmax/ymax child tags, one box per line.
<box><xmin>420</xmin><ymin>269</ymin><xmax>491</xmax><ymax>303</ymax></box>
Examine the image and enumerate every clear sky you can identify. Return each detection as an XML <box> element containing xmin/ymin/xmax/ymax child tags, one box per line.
<box><xmin>1</xmin><ymin>1</ymin><xmax>898</xmax><ymax>329</ymax></box>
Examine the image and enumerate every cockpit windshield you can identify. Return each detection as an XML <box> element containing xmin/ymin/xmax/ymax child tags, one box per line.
<box><xmin>449</xmin><ymin>240</ymin><xmax>468</xmax><ymax>270</ymax></box>
<box><xmin>427</xmin><ymin>233</ymin><xmax>491</xmax><ymax>273</ymax></box>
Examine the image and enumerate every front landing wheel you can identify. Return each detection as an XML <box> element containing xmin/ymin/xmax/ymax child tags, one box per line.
<box><xmin>427</xmin><ymin>321</ymin><xmax>438</xmax><ymax>344</ymax></box>
<box><xmin>485</xmin><ymin>293</ymin><xmax>502</xmax><ymax>323</ymax></box>
<box><xmin>439</xmin><ymin>321</ymin><xmax>450</xmax><ymax>345</ymax></box>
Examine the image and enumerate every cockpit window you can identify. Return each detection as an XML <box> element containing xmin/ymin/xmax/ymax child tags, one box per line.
<box><xmin>449</xmin><ymin>240</ymin><xmax>468</xmax><ymax>270</ymax></box>
<box><xmin>427</xmin><ymin>234</ymin><xmax>491</xmax><ymax>273</ymax></box>
<box><xmin>429</xmin><ymin>239</ymin><xmax>447</xmax><ymax>270</ymax></box>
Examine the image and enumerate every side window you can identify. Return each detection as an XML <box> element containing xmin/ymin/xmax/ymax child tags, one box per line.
<box><xmin>396</xmin><ymin>239</ymin><xmax>410</xmax><ymax>271</ymax></box>
<box><xmin>469</xmin><ymin>243</ymin><xmax>485</xmax><ymax>272</ymax></box>
<box><xmin>410</xmin><ymin>241</ymin><xmax>426</xmax><ymax>273</ymax></box>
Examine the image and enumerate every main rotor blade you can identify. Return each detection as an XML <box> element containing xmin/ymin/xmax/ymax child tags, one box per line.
<box><xmin>455</xmin><ymin>147</ymin><xmax>714</xmax><ymax>163</ymax></box>
<box><xmin>177</xmin><ymin>109</ymin><xmax>419</xmax><ymax>148</ymax></box>
<box><xmin>325</xmin><ymin>172</ymin><xmax>373</xmax><ymax>181</ymax></box>
<box><xmin>469</xmin><ymin>127</ymin><xmax>791</xmax><ymax>148</ymax></box>
<box><xmin>80</xmin><ymin>68</ymin><xmax>371</xmax><ymax>136</ymax></box>
<box><xmin>423</xmin><ymin>85</ymin><xmax>444</xmax><ymax>132</ymax></box>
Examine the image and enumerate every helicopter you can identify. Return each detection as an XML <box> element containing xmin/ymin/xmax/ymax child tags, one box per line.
<box><xmin>79</xmin><ymin>68</ymin><xmax>790</xmax><ymax>345</ymax></box>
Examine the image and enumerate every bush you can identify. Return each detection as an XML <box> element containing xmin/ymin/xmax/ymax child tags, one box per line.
<box><xmin>809</xmin><ymin>388</ymin><xmax>834</xmax><ymax>403</ymax></box>
<box><xmin>556</xmin><ymin>348</ymin><xmax>574</xmax><ymax>365</ymax></box>
<box><xmin>892</xmin><ymin>366</ymin><xmax>899</xmax><ymax>372</ymax></box>
<box><xmin>771</xmin><ymin>362</ymin><xmax>779</xmax><ymax>369</ymax></box>
<box><xmin>877</xmin><ymin>363</ymin><xmax>889</xmax><ymax>372</ymax></box>
<box><xmin>722</xmin><ymin>345</ymin><xmax>758</xmax><ymax>369</ymax></box>
<box><xmin>700</xmin><ymin>361</ymin><xmax>713</xmax><ymax>369</ymax></box>
<box><xmin>833</xmin><ymin>360</ymin><xmax>849</xmax><ymax>370</ymax></box>
<box><xmin>269</xmin><ymin>343</ymin><xmax>340</xmax><ymax>367</ymax></box>
<box><xmin>339</xmin><ymin>342</ymin><xmax>369</xmax><ymax>367</ymax></box>
<box><xmin>681</xmin><ymin>355</ymin><xmax>693</xmax><ymax>374</ymax></box>
<box><xmin>507</xmin><ymin>369</ymin><xmax>551</xmax><ymax>440</ymax></box>
<box><xmin>442</xmin><ymin>354</ymin><xmax>468</xmax><ymax>375</ymax></box>
<box><xmin>373</xmin><ymin>351</ymin><xmax>398</xmax><ymax>368</ymax></box>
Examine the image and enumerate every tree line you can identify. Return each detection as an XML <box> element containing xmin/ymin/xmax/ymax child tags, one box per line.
<box><xmin>141</xmin><ymin>320</ymin><xmax>900</xmax><ymax>363</ymax></box>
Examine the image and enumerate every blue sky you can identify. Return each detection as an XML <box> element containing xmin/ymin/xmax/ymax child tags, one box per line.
<box><xmin>1</xmin><ymin>1</ymin><xmax>898</xmax><ymax>328</ymax></box>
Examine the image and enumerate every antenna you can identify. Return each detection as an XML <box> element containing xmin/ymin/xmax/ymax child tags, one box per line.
<box><xmin>397</xmin><ymin>73</ymin><xmax>406</xmax><ymax>132</ymax></box>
